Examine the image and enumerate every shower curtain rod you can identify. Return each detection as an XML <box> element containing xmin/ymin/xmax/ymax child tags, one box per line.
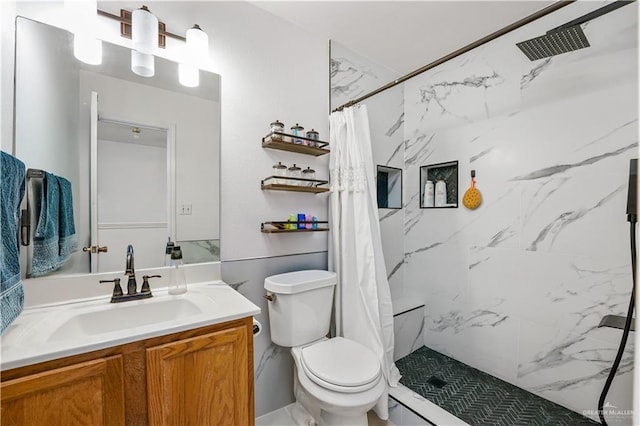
<box><xmin>331</xmin><ymin>0</ymin><xmax>575</xmax><ymax>113</ymax></box>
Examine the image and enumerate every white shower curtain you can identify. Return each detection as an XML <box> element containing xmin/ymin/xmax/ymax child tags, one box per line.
<box><xmin>328</xmin><ymin>105</ymin><xmax>401</xmax><ymax>420</ymax></box>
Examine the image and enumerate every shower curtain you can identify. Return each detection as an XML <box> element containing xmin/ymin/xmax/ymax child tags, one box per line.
<box><xmin>328</xmin><ymin>105</ymin><xmax>401</xmax><ymax>420</ymax></box>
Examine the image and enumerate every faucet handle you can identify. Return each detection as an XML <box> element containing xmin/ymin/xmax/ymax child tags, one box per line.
<box><xmin>100</xmin><ymin>278</ymin><xmax>123</xmax><ymax>298</ymax></box>
<box><xmin>141</xmin><ymin>275</ymin><xmax>161</xmax><ymax>294</ymax></box>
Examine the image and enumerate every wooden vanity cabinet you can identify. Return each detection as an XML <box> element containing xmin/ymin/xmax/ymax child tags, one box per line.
<box><xmin>1</xmin><ymin>356</ymin><xmax>125</xmax><ymax>426</ymax></box>
<box><xmin>147</xmin><ymin>323</ymin><xmax>251</xmax><ymax>425</ymax></box>
<box><xmin>1</xmin><ymin>317</ymin><xmax>254</xmax><ymax>426</ymax></box>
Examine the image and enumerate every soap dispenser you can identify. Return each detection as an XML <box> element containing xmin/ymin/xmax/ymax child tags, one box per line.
<box><xmin>168</xmin><ymin>246</ymin><xmax>187</xmax><ymax>295</ymax></box>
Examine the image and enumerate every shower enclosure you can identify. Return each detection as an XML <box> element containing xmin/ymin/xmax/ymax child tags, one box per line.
<box><xmin>330</xmin><ymin>1</ymin><xmax>637</xmax><ymax>424</ymax></box>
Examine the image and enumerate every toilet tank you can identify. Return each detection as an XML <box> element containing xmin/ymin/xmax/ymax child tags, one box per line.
<box><xmin>264</xmin><ymin>270</ymin><xmax>336</xmax><ymax>347</ymax></box>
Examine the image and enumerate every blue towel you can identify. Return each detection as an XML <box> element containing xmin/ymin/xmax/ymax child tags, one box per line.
<box><xmin>31</xmin><ymin>173</ymin><xmax>78</xmax><ymax>276</ymax></box>
<box><xmin>57</xmin><ymin>175</ymin><xmax>77</xmax><ymax>264</ymax></box>
<box><xmin>32</xmin><ymin>172</ymin><xmax>61</xmax><ymax>277</ymax></box>
<box><xmin>1</xmin><ymin>151</ymin><xmax>26</xmax><ymax>335</ymax></box>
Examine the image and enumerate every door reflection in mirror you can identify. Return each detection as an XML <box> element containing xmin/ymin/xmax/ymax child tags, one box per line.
<box><xmin>95</xmin><ymin>119</ymin><xmax>170</xmax><ymax>273</ymax></box>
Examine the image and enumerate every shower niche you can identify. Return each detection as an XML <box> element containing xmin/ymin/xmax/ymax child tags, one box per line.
<box><xmin>377</xmin><ymin>165</ymin><xmax>403</xmax><ymax>209</ymax></box>
<box><xmin>420</xmin><ymin>161</ymin><xmax>458</xmax><ymax>208</ymax></box>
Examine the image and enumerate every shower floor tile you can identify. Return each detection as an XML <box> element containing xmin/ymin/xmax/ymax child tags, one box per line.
<box><xmin>396</xmin><ymin>346</ymin><xmax>599</xmax><ymax>426</ymax></box>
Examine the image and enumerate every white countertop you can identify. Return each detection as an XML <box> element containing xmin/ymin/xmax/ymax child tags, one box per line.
<box><xmin>1</xmin><ymin>281</ymin><xmax>260</xmax><ymax>371</ymax></box>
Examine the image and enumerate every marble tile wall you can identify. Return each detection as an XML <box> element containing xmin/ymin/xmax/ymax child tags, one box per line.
<box><xmin>366</xmin><ymin>85</ymin><xmax>407</xmax><ymax>301</ymax></box>
<box><xmin>403</xmin><ymin>1</ymin><xmax>637</xmax><ymax>420</ymax></box>
<box><xmin>393</xmin><ymin>306</ymin><xmax>425</xmax><ymax>362</ymax></box>
<box><xmin>221</xmin><ymin>252</ymin><xmax>328</xmax><ymax>417</ymax></box>
<box><xmin>330</xmin><ymin>41</ymin><xmax>400</xmax><ymax>111</ymax></box>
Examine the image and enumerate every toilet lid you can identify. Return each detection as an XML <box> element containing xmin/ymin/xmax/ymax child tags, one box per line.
<box><xmin>300</xmin><ymin>337</ymin><xmax>381</xmax><ymax>391</ymax></box>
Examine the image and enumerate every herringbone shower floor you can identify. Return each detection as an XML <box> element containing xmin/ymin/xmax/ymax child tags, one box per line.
<box><xmin>395</xmin><ymin>346</ymin><xmax>599</xmax><ymax>426</ymax></box>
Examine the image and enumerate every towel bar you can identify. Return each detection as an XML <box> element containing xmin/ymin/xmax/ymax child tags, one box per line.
<box><xmin>21</xmin><ymin>168</ymin><xmax>45</xmax><ymax>247</ymax></box>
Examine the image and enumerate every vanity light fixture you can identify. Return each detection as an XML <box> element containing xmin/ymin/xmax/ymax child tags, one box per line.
<box><xmin>88</xmin><ymin>7</ymin><xmax>211</xmax><ymax>83</ymax></box>
<box><xmin>65</xmin><ymin>0</ymin><xmax>102</xmax><ymax>66</ymax></box>
<box><xmin>178</xmin><ymin>24</ymin><xmax>208</xmax><ymax>88</ymax></box>
<box><xmin>131</xmin><ymin>6</ymin><xmax>158</xmax><ymax>77</ymax></box>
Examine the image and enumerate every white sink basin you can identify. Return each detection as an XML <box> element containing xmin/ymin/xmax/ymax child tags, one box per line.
<box><xmin>48</xmin><ymin>298</ymin><xmax>203</xmax><ymax>341</ymax></box>
<box><xmin>1</xmin><ymin>282</ymin><xmax>261</xmax><ymax>371</ymax></box>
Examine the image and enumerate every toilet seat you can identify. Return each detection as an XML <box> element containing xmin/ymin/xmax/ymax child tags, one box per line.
<box><xmin>300</xmin><ymin>337</ymin><xmax>381</xmax><ymax>393</ymax></box>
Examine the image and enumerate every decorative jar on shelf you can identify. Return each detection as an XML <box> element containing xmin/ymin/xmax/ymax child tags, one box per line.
<box><xmin>288</xmin><ymin>164</ymin><xmax>302</xmax><ymax>185</ymax></box>
<box><xmin>270</xmin><ymin>120</ymin><xmax>285</xmax><ymax>140</ymax></box>
<box><xmin>273</xmin><ymin>161</ymin><xmax>287</xmax><ymax>184</ymax></box>
<box><xmin>291</xmin><ymin>123</ymin><xmax>305</xmax><ymax>144</ymax></box>
<box><xmin>302</xmin><ymin>166</ymin><xmax>316</xmax><ymax>187</ymax></box>
<box><xmin>305</xmin><ymin>129</ymin><xmax>319</xmax><ymax>147</ymax></box>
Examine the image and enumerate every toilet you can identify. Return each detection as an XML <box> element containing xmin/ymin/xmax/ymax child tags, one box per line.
<box><xmin>264</xmin><ymin>270</ymin><xmax>385</xmax><ymax>426</ymax></box>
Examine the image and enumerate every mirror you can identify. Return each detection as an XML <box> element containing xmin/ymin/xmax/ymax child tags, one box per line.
<box><xmin>14</xmin><ymin>17</ymin><xmax>221</xmax><ymax>277</ymax></box>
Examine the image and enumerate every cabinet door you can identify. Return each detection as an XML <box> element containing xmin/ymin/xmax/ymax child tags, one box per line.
<box><xmin>147</xmin><ymin>324</ymin><xmax>251</xmax><ymax>426</ymax></box>
<box><xmin>1</xmin><ymin>356</ymin><xmax>125</xmax><ymax>426</ymax></box>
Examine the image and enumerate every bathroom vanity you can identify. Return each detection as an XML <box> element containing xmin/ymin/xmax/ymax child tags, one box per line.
<box><xmin>0</xmin><ymin>282</ymin><xmax>260</xmax><ymax>426</ymax></box>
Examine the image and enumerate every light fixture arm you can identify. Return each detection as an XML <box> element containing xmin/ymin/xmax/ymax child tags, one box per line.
<box><xmin>97</xmin><ymin>8</ymin><xmax>187</xmax><ymax>47</ymax></box>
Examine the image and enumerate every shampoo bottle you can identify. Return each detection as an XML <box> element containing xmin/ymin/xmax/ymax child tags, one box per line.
<box><xmin>423</xmin><ymin>180</ymin><xmax>434</xmax><ymax>207</ymax></box>
<box><xmin>435</xmin><ymin>179</ymin><xmax>447</xmax><ymax>207</ymax></box>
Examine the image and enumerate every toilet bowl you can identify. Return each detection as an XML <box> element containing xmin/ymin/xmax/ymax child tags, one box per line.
<box><xmin>291</xmin><ymin>337</ymin><xmax>385</xmax><ymax>425</ymax></box>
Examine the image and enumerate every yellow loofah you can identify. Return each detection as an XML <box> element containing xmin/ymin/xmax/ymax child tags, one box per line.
<box><xmin>463</xmin><ymin>179</ymin><xmax>482</xmax><ymax>210</ymax></box>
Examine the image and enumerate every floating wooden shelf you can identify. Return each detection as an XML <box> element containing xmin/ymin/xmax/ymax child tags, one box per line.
<box><xmin>261</xmin><ymin>176</ymin><xmax>330</xmax><ymax>193</ymax></box>
<box><xmin>262</xmin><ymin>132</ymin><xmax>329</xmax><ymax>156</ymax></box>
<box><xmin>261</xmin><ymin>221</ymin><xmax>329</xmax><ymax>233</ymax></box>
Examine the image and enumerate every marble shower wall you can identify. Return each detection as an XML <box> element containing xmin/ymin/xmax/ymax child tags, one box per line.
<box><xmin>331</xmin><ymin>42</ymin><xmax>408</xmax><ymax>302</ymax></box>
<box><xmin>403</xmin><ymin>1</ymin><xmax>637</xmax><ymax>420</ymax></box>
<box><xmin>330</xmin><ymin>41</ymin><xmax>399</xmax><ymax>111</ymax></box>
<box><xmin>366</xmin><ymin>85</ymin><xmax>406</xmax><ymax>302</ymax></box>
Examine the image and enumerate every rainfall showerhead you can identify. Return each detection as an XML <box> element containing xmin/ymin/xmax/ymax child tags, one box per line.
<box><xmin>516</xmin><ymin>0</ymin><xmax>635</xmax><ymax>61</ymax></box>
<box><xmin>516</xmin><ymin>25</ymin><xmax>590</xmax><ymax>61</ymax></box>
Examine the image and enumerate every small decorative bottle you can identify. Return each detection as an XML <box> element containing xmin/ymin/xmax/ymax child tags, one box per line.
<box><xmin>168</xmin><ymin>246</ymin><xmax>187</xmax><ymax>295</ymax></box>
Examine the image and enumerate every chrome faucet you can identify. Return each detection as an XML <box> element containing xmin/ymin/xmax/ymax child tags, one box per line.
<box><xmin>99</xmin><ymin>244</ymin><xmax>160</xmax><ymax>303</ymax></box>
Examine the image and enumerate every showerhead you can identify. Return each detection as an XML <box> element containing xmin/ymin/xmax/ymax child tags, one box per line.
<box><xmin>516</xmin><ymin>26</ymin><xmax>590</xmax><ymax>61</ymax></box>
<box><xmin>516</xmin><ymin>0</ymin><xmax>635</xmax><ymax>61</ymax></box>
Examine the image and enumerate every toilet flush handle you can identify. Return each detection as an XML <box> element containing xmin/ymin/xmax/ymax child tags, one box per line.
<box><xmin>263</xmin><ymin>292</ymin><xmax>277</xmax><ymax>302</ymax></box>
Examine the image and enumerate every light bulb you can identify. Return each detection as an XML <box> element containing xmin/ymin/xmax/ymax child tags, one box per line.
<box><xmin>186</xmin><ymin>25</ymin><xmax>208</xmax><ymax>63</ymax></box>
<box><xmin>66</xmin><ymin>0</ymin><xmax>103</xmax><ymax>65</ymax></box>
<box><xmin>132</xmin><ymin>6</ymin><xmax>158</xmax><ymax>55</ymax></box>
<box><xmin>179</xmin><ymin>24</ymin><xmax>208</xmax><ymax>87</ymax></box>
